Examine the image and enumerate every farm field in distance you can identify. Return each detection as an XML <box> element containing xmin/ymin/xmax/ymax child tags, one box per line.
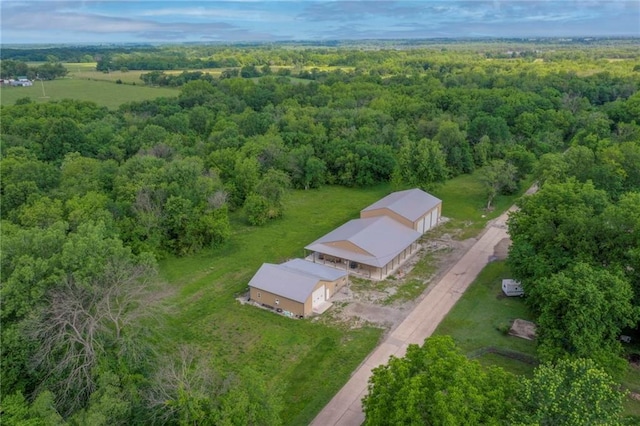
<box><xmin>0</xmin><ymin>78</ymin><xmax>178</xmax><ymax>109</ymax></box>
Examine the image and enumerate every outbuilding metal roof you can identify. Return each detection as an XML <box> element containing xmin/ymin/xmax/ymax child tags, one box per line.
<box><xmin>248</xmin><ymin>260</ymin><xmax>346</xmax><ymax>303</ymax></box>
<box><xmin>361</xmin><ymin>188</ymin><xmax>442</xmax><ymax>222</ymax></box>
<box><xmin>281</xmin><ymin>258</ymin><xmax>346</xmax><ymax>281</ymax></box>
<box><xmin>305</xmin><ymin>216</ymin><xmax>421</xmax><ymax>268</ymax></box>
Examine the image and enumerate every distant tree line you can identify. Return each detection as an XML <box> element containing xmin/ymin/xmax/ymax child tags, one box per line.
<box><xmin>0</xmin><ymin>59</ymin><xmax>67</xmax><ymax>80</ymax></box>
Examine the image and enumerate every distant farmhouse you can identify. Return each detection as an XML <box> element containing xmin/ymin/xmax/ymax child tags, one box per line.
<box><xmin>2</xmin><ymin>77</ymin><xmax>33</xmax><ymax>87</ymax></box>
<box><xmin>247</xmin><ymin>188</ymin><xmax>442</xmax><ymax>317</ymax></box>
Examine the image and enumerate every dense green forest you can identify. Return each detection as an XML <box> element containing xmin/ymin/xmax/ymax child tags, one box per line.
<box><xmin>1</xmin><ymin>41</ymin><xmax>639</xmax><ymax>424</ymax></box>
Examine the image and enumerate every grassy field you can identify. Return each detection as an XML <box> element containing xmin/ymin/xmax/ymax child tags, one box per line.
<box><xmin>63</xmin><ymin>63</ymin><xmax>322</xmax><ymax>85</ymax></box>
<box><xmin>433</xmin><ymin>261</ymin><xmax>538</xmax><ymax>376</ymax></box>
<box><xmin>434</xmin><ymin>260</ymin><xmax>640</xmax><ymax>418</ymax></box>
<box><xmin>431</xmin><ymin>172</ymin><xmax>534</xmax><ymax>239</ymax></box>
<box><xmin>622</xmin><ymin>363</ymin><xmax>640</xmax><ymax>418</ymax></box>
<box><xmin>153</xmin><ymin>175</ymin><xmax>537</xmax><ymax>423</ymax></box>
<box><xmin>156</xmin><ymin>185</ymin><xmax>392</xmax><ymax>425</ymax></box>
<box><xmin>65</xmin><ymin>62</ymin><xmax>224</xmax><ymax>84</ymax></box>
<box><xmin>0</xmin><ymin>78</ymin><xmax>178</xmax><ymax>109</ymax></box>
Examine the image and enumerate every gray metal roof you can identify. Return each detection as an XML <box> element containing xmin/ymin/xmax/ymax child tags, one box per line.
<box><xmin>305</xmin><ymin>216</ymin><xmax>421</xmax><ymax>267</ymax></box>
<box><xmin>361</xmin><ymin>188</ymin><xmax>442</xmax><ymax>222</ymax></box>
<box><xmin>248</xmin><ymin>260</ymin><xmax>346</xmax><ymax>303</ymax></box>
<box><xmin>281</xmin><ymin>258</ymin><xmax>346</xmax><ymax>281</ymax></box>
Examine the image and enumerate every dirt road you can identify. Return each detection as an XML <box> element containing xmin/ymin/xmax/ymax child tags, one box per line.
<box><xmin>310</xmin><ymin>207</ymin><xmax>515</xmax><ymax>426</ymax></box>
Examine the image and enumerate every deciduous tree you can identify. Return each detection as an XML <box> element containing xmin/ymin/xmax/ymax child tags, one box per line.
<box><xmin>534</xmin><ymin>263</ymin><xmax>637</xmax><ymax>377</ymax></box>
<box><xmin>363</xmin><ymin>336</ymin><xmax>517</xmax><ymax>425</ymax></box>
<box><xmin>516</xmin><ymin>358</ymin><xmax>625</xmax><ymax>426</ymax></box>
<box><xmin>478</xmin><ymin>159</ymin><xmax>518</xmax><ymax>209</ymax></box>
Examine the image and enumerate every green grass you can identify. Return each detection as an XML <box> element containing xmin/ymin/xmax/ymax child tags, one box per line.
<box><xmin>622</xmin><ymin>365</ymin><xmax>640</xmax><ymax>419</ymax></box>
<box><xmin>433</xmin><ymin>260</ymin><xmax>640</xmax><ymax>418</ymax></box>
<box><xmin>156</xmin><ymin>185</ymin><xmax>391</xmax><ymax>425</ymax></box>
<box><xmin>72</xmin><ymin>69</ymin><xmax>151</xmax><ymax>84</ymax></box>
<box><xmin>433</xmin><ymin>261</ymin><xmax>537</xmax><ymax>376</ymax></box>
<box><xmin>67</xmin><ymin>66</ymin><xmax>223</xmax><ymax>84</ymax></box>
<box><xmin>382</xmin><ymin>251</ymin><xmax>439</xmax><ymax>305</ymax></box>
<box><xmin>0</xmin><ymin>78</ymin><xmax>178</xmax><ymax>109</ymax></box>
<box><xmin>431</xmin><ymin>172</ymin><xmax>534</xmax><ymax>239</ymax></box>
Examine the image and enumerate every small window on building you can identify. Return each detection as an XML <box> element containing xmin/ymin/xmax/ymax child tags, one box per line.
<box><xmin>275</xmin><ymin>299</ymin><xmax>280</xmax><ymax>305</ymax></box>
<box><xmin>257</xmin><ymin>292</ymin><xmax>261</xmax><ymax>298</ymax></box>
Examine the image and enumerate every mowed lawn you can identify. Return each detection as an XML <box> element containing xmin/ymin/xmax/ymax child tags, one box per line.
<box><xmin>434</xmin><ymin>261</ymin><xmax>640</xmax><ymax>418</ymax></box>
<box><xmin>0</xmin><ymin>78</ymin><xmax>178</xmax><ymax>109</ymax></box>
<box><xmin>433</xmin><ymin>261</ymin><xmax>538</xmax><ymax>376</ymax></box>
<box><xmin>153</xmin><ymin>175</ymin><xmax>533</xmax><ymax>424</ymax></box>
<box><xmin>431</xmin><ymin>172</ymin><xmax>533</xmax><ymax>239</ymax></box>
<box><xmin>157</xmin><ymin>185</ymin><xmax>391</xmax><ymax>425</ymax></box>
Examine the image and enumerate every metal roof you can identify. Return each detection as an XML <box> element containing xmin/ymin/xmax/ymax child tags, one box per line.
<box><xmin>305</xmin><ymin>216</ymin><xmax>421</xmax><ymax>267</ymax></box>
<box><xmin>248</xmin><ymin>260</ymin><xmax>346</xmax><ymax>303</ymax></box>
<box><xmin>281</xmin><ymin>258</ymin><xmax>346</xmax><ymax>281</ymax></box>
<box><xmin>361</xmin><ymin>188</ymin><xmax>442</xmax><ymax>222</ymax></box>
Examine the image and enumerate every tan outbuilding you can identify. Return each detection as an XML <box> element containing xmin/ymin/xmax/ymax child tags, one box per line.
<box><xmin>360</xmin><ymin>188</ymin><xmax>442</xmax><ymax>234</ymax></box>
<box><xmin>305</xmin><ymin>215</ymin><xmax>421</xmax><ymax>280</ymax></box>
<box><xmin>248</xmin><ymin>188</ymin><xmax>442</xmax><ymax>317</ymax></box>
<box><xmin>248</xmin><ymin>259</ymin><xmax>347</xmax><ymax>318</ymax></box>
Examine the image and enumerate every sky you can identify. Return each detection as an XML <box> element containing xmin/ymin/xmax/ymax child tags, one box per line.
<box><xmin>1</xmin><ymin>1</ymin><xmax>639</xmax><ymax>44</ymax></box>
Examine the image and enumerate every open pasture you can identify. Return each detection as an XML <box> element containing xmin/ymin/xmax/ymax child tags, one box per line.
<box><xmin>157</xmin><ymin>185</ymin><xmax>391</xmax><ymax>425</ymax></box>
<box><xmin>433</xmin><ymin>261</ymin><xmax>537</xmax><ymax>376</ymax></box>
<box><xmin>0</xmin><ymin>78</ymin><xmax>178</xmax><ymax>109</ymax></box>
<box><xmin>153</xmin><ymin>173</ymin><xmax>535</xmax><ymax>424</ymax></box>
<box><xmin>431</xmin><ymin>171</ymin><xmax>533</xmax><ymax>239</ymax></box>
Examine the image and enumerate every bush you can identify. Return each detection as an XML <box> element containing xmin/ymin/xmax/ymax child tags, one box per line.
<box><xmin>244</xmin><ymin>193</ymin><xmax>270</xmax><ymax>226</ymax></box>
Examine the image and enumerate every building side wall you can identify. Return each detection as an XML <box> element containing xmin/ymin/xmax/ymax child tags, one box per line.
<box><xmin>321</xmin><ymin>276</ymin><xmax>348</xmax><ymax>298</ymax></box>
<box><xmin>379</xmin><ymin>241</ymin><xmax>419</xmax><ymax>278</ymax></box>
<box><xmin>249</xmin><ymin>287</ymin><xmax>306</xmax><ymax>317</ymax></box>
<box><xmin>413</xmin><ymin>204</ymin><xmax>442</xmax><ymax>234</ymax></box>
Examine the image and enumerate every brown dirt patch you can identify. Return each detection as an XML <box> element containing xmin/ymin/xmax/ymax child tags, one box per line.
<box><xmin>509</xmin><ymin>319</ymin><xmax>537</xmax><ymax>341</ymax></box>
<box><xmin>320</xmin><ymin>219</ymin><xmax>479</xmax><ymax>332</ymax></box>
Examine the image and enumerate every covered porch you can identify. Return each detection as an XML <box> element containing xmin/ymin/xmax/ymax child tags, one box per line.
<box><xmin>305</xmin><ymin>241</ymin><xmax>420</xmax><ymax>281</ymax></box>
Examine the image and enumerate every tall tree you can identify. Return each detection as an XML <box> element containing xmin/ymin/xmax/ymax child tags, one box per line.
<box><xmin>507</xmin><ymin>179</ymin><xmax>609</xmax><ymax>288</ymax></box>
<box><xmin>434</xmin><ymin>121</ymin><xmax>474</xmax><ymax>175</ymax></box>
<box><xmin>516</xmin><ymin>358</ymin><xmax>625</xmax><ymax>426</ymax></box>
<box><xmin>363</xmin><ymin>336</ymin><xmax>517</xmax><ymax>425</ymax></box>
<box><xmin>534</xmin><ymin>262</ymin><xmax>637</xmax><ymax>377</ymax></box>
<box><xmin>27</xmin><ymin>224</ymin><xmax>158</xmax><ymax>414</ymax></box>
<box><xmin>393</xmin><ymin>138</ymin><xmax>449</xmax><ymax>190</ymax></box>
<box><xmin>478</xmin><ymin>159</ymin><xmax>518</xmax><ymax>209</ymax></box>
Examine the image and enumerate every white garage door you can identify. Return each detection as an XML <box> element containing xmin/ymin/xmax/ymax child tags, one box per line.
<box><xmin>312</xmin><ymin>286</ymin><xmax>325</xmax><ymax>308</ymax></box>
<box><xmin>417</xmin><ymin>217</ymin><xmax>425</xmax><ymax>234</ymax></box>
<box><xmin>430</xmin><ymin>209</ymin><xmax>439</xmax><ymax>229</ymax></box>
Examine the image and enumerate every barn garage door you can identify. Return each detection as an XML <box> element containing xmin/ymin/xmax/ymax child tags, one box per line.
<box><xmin>417</xmin><ymin>217</ymin><xmax>425</xmax><ymax>234</ymax></box>
<box><xmin>312</xmin><ymin>286</ymin><xmax>325</xmax><ymax>308</ymax></box>
<box><xmin>430</xmin><ymin>209</ymin><xmax>439</xmax><ymax>230</ymax></box>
